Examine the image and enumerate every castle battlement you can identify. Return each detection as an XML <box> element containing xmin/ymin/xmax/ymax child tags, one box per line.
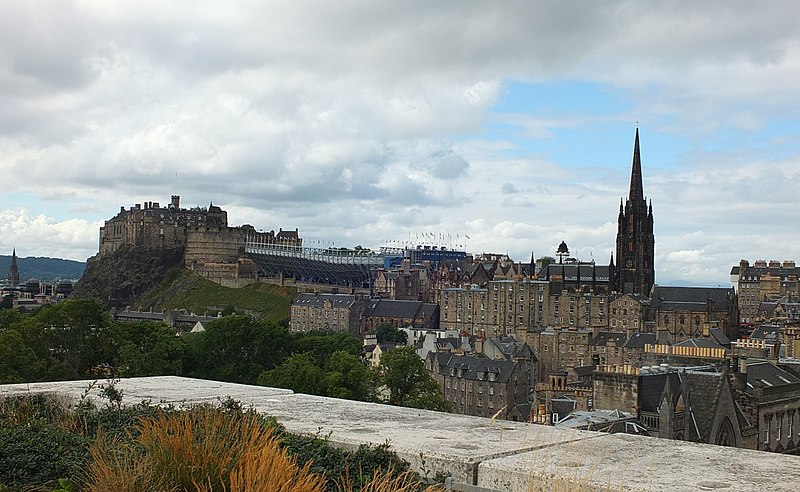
<box><xmin>97</xmin><ymin>196</ymin><xmax>301</xmax><ymax>278</ymax></box>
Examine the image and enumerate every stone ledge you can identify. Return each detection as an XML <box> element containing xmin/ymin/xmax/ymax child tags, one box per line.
<box><xmin>478</xmin><ymin>432</ymin><xmax>800</xmax><ymax>491</ymax></box>
<box><xmin>4</xmin><ymin>377</ymin><xmax>800</xmax><ymax>489</ymax></box>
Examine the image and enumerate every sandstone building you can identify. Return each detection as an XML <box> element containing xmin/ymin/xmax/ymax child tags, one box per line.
<box><xmin>731</xmin><ymin>259</ymin><xmax>800</xmax><ymax>324</ymax></box>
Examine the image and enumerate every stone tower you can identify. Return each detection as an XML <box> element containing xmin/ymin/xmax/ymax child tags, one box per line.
<box><xmin>7</xmin><ymin>248</ymin><xmax>19</xmax><ymax>286</ymax></box>
<box><xmin>615</xmin><ymin>129</ymin><xmax>655</xmax><ymax>296</ymax></box>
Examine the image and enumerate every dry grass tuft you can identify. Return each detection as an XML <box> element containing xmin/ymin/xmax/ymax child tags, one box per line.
<box><xmin>83</xmin><ymin>405</ymin><xmax>327</xmax><ymax>492</ymax></box>
<box><xmin>82</xmin><ymin>435</ymin><xmax>177</xmax><ymax>492</ymax></box>
<box><xmin>224</xmin><ymin>441</ymin><xmax>326</xmax><ymax>492</ymax></box>
<box><xmin>336</xmin><ymin>467</ymin><xmax>445</xmax><ymax>492</ymax></box>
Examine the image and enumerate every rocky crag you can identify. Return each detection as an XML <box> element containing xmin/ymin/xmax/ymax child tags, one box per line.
<box><xmin>71</xmin><ymin>245</ymin><xmax>184</xmax><ymax>309</ymax></box>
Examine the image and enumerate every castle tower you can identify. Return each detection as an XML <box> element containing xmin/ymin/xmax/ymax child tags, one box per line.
<box><xmin>614</xmin><ymin>129</ymin><xmax>655</xmax><ymax>296</ymax></box>
<box><xmin>7</xmin><ymin>248</ymin><xmax>19</xmax><ymax>287</ymax></box>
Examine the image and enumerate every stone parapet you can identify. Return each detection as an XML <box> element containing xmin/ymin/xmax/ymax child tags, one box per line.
<box><xmin>3</xmin><ymin>377</ymin><xmax>800</xmax><ymax>490</ymax></box>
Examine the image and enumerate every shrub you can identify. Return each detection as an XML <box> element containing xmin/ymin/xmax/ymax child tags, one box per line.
<box><xmin>0</xmin><ymin>421</ymin><xmax>90</xmax><ymax>489</ymax></box>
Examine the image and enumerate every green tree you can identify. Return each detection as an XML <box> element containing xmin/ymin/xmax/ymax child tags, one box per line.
<box><xmin>0</xmin><ymin>295</ymin><xmax>13</xmax><ymax>310</ymax></box>
<box><xmin>110</xmin><ymin>321</ymin><xmax>185</xmax><ymax>377</ymax></box>
<box><xmin>33</xmin><ymin>299</ymin><xmax>114</xmax><ymax>379</ymax></box>
<box><xmin>291</xmin><ymin>331</ymin><xmax>362</xmax><ymax>366</ymax></box>
<box><xmin>188</xmin><ymin>315</ymin><xmax>291</xmax><ymax>384</ymax></box>
<box><xmin>376</xmin><ymin>323</ymin><xmax>408</xmax><ymax>345</ymax></box>
<box><xmin>0</xmin><ymin>330</ymin><xmax>37</xmax><ymax>383</ymax></box>
<box><xmin>257</xmin><ymin>352</ymin><xmax>327</xmax><ymax>395</ymax></box>
<box><xmin>379</xmin><ymin>346</ymin><xmax>451</xmax><ymax>412</ymax></box>
<box><xmin>324</xmin><ymin>351</ymin><xmax>377</xmax><ymax>401</ymax></box>
<box><xmin>539</xmin><ymin>256</ymin><xmax>556</xmax><ymax>268</ymax></box>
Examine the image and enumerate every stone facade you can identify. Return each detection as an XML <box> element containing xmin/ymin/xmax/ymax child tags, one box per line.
<box><xmin>426</xmin><ymin>345</ymin><xmax>535</xmax><ymax>421</ymax></box>
<box><xmin>98</xmin><ymin>196</ymin><xmax>301</xmax><ymax>277</ymax></box>
<box><xmin>289</xmin><ymin>293</ymin><xmax>365</xmax><ymax>335</ymax></box>
<box><xmin>651</xmin><ymin>285</ymin><xmax>739</xmax><ymax>342</ymax></box>
<box><xmin>732</xmin><ymin>259</ymin><xmax>800</xmax><ymax>324</ymax></box>
<box><xmin>614</xmin><ymin>129</ymin><xmax>655</xmax><ymax>297</ymax></box>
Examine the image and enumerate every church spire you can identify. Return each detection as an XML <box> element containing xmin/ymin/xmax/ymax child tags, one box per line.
<box><xmin>629</xmin><ymin>128</ymin><xmax>644</xmax><ymax>203</ymax></box>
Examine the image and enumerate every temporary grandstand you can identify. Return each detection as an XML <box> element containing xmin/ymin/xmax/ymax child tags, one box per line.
<box><xmin>245</xmin><ymin>242</ymin><xmax>381</xmax><ymax>288</ymax></box>
<box><xmin>245</xmin><ymin>240</ymin><xmax>468</xmax><ymax>289</ymax></box>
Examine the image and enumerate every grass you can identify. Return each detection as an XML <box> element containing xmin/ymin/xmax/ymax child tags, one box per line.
<box><xmin>135</xmin><ymin>267</ymin><xmax>296</xmax><ymax>323</ymax></box>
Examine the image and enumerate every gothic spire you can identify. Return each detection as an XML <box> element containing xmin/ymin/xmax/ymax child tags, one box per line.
<box><xmin>629</xmin><ymin>128</ymin><xmax>644</xmax><ymax>203</ymax></box>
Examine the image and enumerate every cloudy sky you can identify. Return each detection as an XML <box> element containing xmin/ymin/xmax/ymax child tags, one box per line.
<box><xmin>1</xmin><ymin>1</ymin><xmax>799</xmax><ymax>285</ymax></box>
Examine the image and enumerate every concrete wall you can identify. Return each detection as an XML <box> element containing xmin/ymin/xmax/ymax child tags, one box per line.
<box><xmin>2</xmin><ymin>377</ymin><xmax>800</xmax><ymax>491</ymax></box>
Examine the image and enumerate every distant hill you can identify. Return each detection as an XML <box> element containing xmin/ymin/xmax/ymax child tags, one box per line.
<box><xmin>0</xmin><ymin>255</ymin><xmax>85</xmax><ymax>282</ymax></box>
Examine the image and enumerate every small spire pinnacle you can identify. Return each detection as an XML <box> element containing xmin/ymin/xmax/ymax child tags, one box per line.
<box><xmin>628</xmin><ymin>128</ymin><xmax>644</xmax><ymax>203</ymax></box>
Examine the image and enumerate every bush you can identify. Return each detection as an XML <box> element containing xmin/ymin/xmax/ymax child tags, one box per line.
<box><xmin>0</xmin><ymin>421</ymin><xmax>90</xmax><ymax>489</ymax></box>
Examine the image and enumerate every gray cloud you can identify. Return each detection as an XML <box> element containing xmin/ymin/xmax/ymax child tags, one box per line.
<box><xmin>0</xmin><ymin>1</ymin><xmax>798</xmax><ymax>284</ymax></box>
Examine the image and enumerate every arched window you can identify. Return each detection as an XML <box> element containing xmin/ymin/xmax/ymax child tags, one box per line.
<box><xmin>715</xmin><ymin>417</ymin><xmax>736</xmax><ymax>447</ymax></box>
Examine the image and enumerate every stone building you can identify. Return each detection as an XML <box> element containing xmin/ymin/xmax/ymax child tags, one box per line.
<box><xmin>426</xmin><ymin>338</ymin><xmax>536</xmax><ymax>421</ymax></box>
<box><xmin>650</xmin><ymin>285</ymin><xmax>739</xmax><ymax>343</ymax></box>
<box><xmin>731</xmin><ymin>359</ymin><xmax>800</xmax><ymax>454</ymax></box>
<box><xmin>6</xmin><ymin>248</ymin><xmax>19</xmax><ymax>287</ymax></box>
<box><xmin>97</xmin><ymin>195</ymin><xmax>301</xmax><ymax>278</ymax></box>
<box><xmin>609</xmin><ymin>294</ymin><xmax>649</xmax><ymax>333</ymax></box>
<box><xmin>374</xmin><ymin>259</ymin><xmax>429</xmax><ymax>301</ymax></box>
<box><xmin>519</xmin><ymin>326</ymin><xmax>592</xmax><ymax>381</ymax></box>
<box><xmin>731</xmin><ymin>259</ymin><xmax>800</xmax><ymax>324</ymax></box>
<box><xmin>360</xmin><ymin>298</ymin><xmax>439</xmax><ymax>334</ymax></box>
<box><xmin>439</xmin><ymin>285</ymin><xmax>491</xmax><ymax>335</ymax></box>
<box><xmin>594</xmin><ymin>364</ymin><xmax>756</xmax><ymax>449</ymax></box>
<box><xmin>289</xmin><ymin>293</ymin><xmax>365</xmax><ymax>335</ymax></box>
<box><xmin>613</xmin><ymin>128</ymin><xmax>655</xmax><ymax>297</ymax></box>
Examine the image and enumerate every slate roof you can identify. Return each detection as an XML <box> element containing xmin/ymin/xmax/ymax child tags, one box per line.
<box><xmin>592</xmin><ymin>331</ymin><xmax>627</xmax><ymax>348</ymax></box>
<box><xmin>709</xmin><ymin>327</ymin><xmax>731</xmax><ymax>346</ymax></box>
<box><xmin>651</xmin><ymin>285</ymin><xmax>736</xmax><ymax>312</ymax></box>
<box><xmin>750</xmin><ymin>324</ymin><xmax>783</xmax><ymax>342</ymax></box>
<box><xmin>674</xmin><ymin>337</ymin><xmax>725</xmax><ymax>349</ymax></box>
<box><xmin>114</xmin><ymin>310</ymin><xmax>165</xmax><ymax>322</ymax></box>
<box><xmin>551</xmin><ymin>396</ymin><xmax>577</xmax><ymax>418</ymax></box>
<box><xmin>429</xmin><ymin>352</ymin><xmax>515</xmax><ymax>383</ymax></box>
<box><xmin>491</xmin><ymin>336</ymin><xmax>536</xmax><ymax>360</ymax></box>
<box><xmin>539</xmin><ymin>263</ymin><xmax>611</xmax><ymax>283</ymax></box>
<box><xmin>363</xmin><ymin>299</ymin><xmax>435</xmax><ymax>319</ymax></box>
<box><xmin>624</xmin><ymin>332</ymin><xmax>657</xmax><ymax>349</ymax></box>
<box><xmin>292</xmin><ymin>293</ymin><xmax>356</xmax><ymax>308</ymax></box>
<box><xmin>638</xmin><ymin>372</ymin><xmax>682</xmax><ymax>413</ymax></box>
<box><xmin>555</xmin><ymin>410</ymin><xmax>648</xmax><ymax>435</ymax></box>
<box><xmin>746</xmin><ymin>361</ymin><xmax>800</xmax><ymax>388</ymax></box>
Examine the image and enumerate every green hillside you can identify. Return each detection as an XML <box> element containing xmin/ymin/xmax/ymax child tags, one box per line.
<box><xmin>0</xmin><ymin>255</ymin><xmax>85</xmax><ymax>282</ymax></box>
<box><xmin>135</xmin><ymin>268</ymin><xmax>296</xmax><ymax>323</ymax></box>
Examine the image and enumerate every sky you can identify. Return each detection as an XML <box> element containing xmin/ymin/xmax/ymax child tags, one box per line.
<box><xmin>1</xmin><ymin>1</ymin><xmax>799</xmax><ymax>286</ymax></box>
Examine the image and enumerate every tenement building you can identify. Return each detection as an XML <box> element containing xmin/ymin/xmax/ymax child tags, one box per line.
<box><xmin>731</xmin><ymin>259</ymin><xmax>800</xmax><ymax>324</ymax></box>
<box><xmin>289</xmin><ymin>293</ymin><xmax>365</xmax><ymax>335</ymax></box>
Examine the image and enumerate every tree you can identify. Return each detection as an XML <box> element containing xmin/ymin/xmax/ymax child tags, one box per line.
<box><xmin>33</xmin><ymin>299</ymin><xmax>114</xmax><ymax>379</ymax></box>
<box><xmin>257</xmin><ymin>352</ymin><xmax>327</xmax><ymax>395</ymax></box>
<box><xmin>376</xmin><ymin>323</ymin><xmax>408</xmax><ymax>345</ymax></box>
<box><xmin>379</xmin><ymin>346</ymin><xmax>451</xmax><ymax>412</ymax></box>
<box><xmin>539</xmin><ymin>256</ymin><xmax>556</xmax><ymax>268</ymax></box>
<box><xmin>110</xmin><ymin>321</ymin><xmax>185</xmax><ymax>377</ymax></box>
<box><xmin>291</xmin><ymin>331</ymin><xmax>362</xmax><ymax>366</ymax></box>
<box><xmin>0</xmin><ymin>330</ymin><xmax>37</xmax><ymax>383</ymax></box>
<box><xmin>324</xmin><ymin>351</ymin><xmax>377</xmax><ymax>401</ymax></box>
<box><xmin>187</xmin><ymin>315</ymin><xmax>291</xmax><ymax>384</ymax></box>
